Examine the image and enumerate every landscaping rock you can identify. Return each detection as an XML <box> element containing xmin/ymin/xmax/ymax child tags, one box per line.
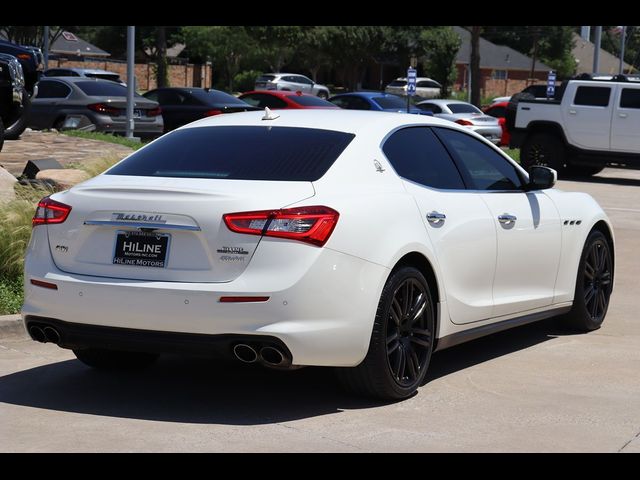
<box><xmin>36</xmin><ymin>168</ymin><xmax>90</xmax><ymax>189</ymax></box>
<box><xmin>0</xmin><ymin>166</ymin><xmax>17</xmax><ymax>203</ymax></box>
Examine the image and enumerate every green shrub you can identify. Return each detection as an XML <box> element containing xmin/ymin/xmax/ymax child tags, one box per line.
<box><xmin>0</xmin><ymin>275</ymin><xmax>23</xmax><ymax>315</ymax></box>
<box><xmin>233</xmin><ymin>70</ymin><xmax>263</xmax><ymax>94</ymax></box>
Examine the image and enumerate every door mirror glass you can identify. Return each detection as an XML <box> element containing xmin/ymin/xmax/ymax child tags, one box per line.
<box><xmin>527</xmin><ymin>166</ymin><xmax>556</xmax><ymax>190</ymax></box>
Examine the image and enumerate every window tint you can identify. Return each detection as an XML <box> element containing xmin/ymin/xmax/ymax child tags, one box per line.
<box><xmin>447</xmin><ymin>103</ymin><xmax>482</xmax><ymax>114</ymax></box>
<box><xmin>382</xmin><ymin>127</ymin><xmax>465</xmax><ymax>190</ymax></box>
<box><xmin>293</xmin><ymin>76</ymin><xmax>313</xmax><ymax>85</ymax></box>
<box><xmin>290</xmin><ymin>95</ymin><xmax>335</xmax><ymax>107</ymax></box>
<box><xmin>434</xmin><ymin>127</ymin><xmax>523</xmax><ymax>191</ymax></box>
<box><xmin>157</xmin><ymin>90</ymin><xmax>184</xmax><ymax>105</ymax></box>
<box><xmin>486</xmin><ymin>106</ymin><xmax>506</xmax><ymax>118</ymax></box>
<box><xmin>190</xmin><ymin>89</ymin><xmax>246</xmax><ymax>106</ymax></box>
<box><xmin>106</xmin><ymin>126</ymin><xmax>354</xmax><ymax>181</ymax></box>
<box><xmin>417</xmin><ymin>103</ymin><xmax>442</xmax><ymax>114</ymax></box>
<box><xmin>35</xmin><ymin>80</ymin><xmax>71</xmax><ymax>98</ymax></box>
<box><xmin>373</xmin><ymin>96</ymin><xmax>406</xmax><ymax>109</ymax></box>
<box><xmin>256</xmin><ymin>75</ymin><xmax>276</xmax><ymax>82</ymax></box>
<box><xmin>85</xmin><ymin>73</ymin><xmax>121</xmax><ymax>83</ymax></box>
<box><xmin>620</xmin><ymin>88</ymin><xmax>640</xmax><ymax>109</ymax></box>
<box><xmin>144</xmin><ymin>91</ymin><xmax>159</xmax><ymax>102</ymax></box>
<box><xmin>388</xmin><ymin>80</ymin><xmax>407</xmax><ymax>87</ymax></box>
<box><xmin>331</xmin><ymin>96</ymin><xmax>370</xmax><ymax>110</ymax></box>
<box><xmin>77</xmin><ymin>81</ymin><xmax>141</xmax><ymax>97</ymax></box>
<box><xmin>574</xmin><ymin>86</ymin><xmax>611</xmax><ymax>107</ymax></box>
<box><xmin>239</xmin><ymin>94</ymin><xmax>287</xmax><ymax>109</ymax></box>
<box><xmin>417</xmin><ymin>80</ymin><xmax>441</xmax><ymax>88</ymax></box>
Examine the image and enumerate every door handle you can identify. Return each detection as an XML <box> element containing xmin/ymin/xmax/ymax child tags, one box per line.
<box><xmin>568</xmin><ymin>109</ymin><xmax>577</xmax><ymax>115</ymax></box>
<box><xmin>426</xmin><ymin>211</ymin><xmax>446</xmax><ymax>224</ymax></box>
<box><xmin>498</xmin><ymin>214</ymin><xmax>517</xmax><ymax>225</ymax></box>
<box><xmin>619</xmin><ymin>112</ymin><xmax>628</xmax><ymax>118</ymax></box>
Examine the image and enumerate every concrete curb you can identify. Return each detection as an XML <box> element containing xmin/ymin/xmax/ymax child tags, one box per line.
<box><xmin>0</xmin><ymin>314</ymin><xmax>26</xmax><ymax>337</ymax></box>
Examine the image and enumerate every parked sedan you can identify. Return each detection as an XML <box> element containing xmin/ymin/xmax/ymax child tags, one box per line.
<box><xmin>44</xmin><ymin>67</ymin><xmax>125</xmax><ymax>85</ymax></box>
<box><xmin>385</xmin><ymin>77</ymin><xmax>442</xmax><ymax>99</ymax></box>
<box><xmin>482</xmin><ymin>101</ymin><xmax>510</xmax><ymax>146</ymax></box>
<box><xmin>416</xmin><ymin>99</ymin><xmax>502</xmax><ymax>144</ymax></box>
<box><xmin>239</xmin><ymin>90</ymin><xmax>338</xmax><ymax>110</ymax></box>
<box><xmin>23</xmin><ymin>110</ymin><xmax>614</xmax><ymax>401</ymax></box>
<box><xmin>28</xmin><ymin>77</ymin><xmax>163</xmax><ymax>138</ymax></box>
<box><xmin>329</xmin><ymin>92</ymin><xmax>432</xmax><ymax>116</ymax></box>
<box><xmin>143</xmin><ymin>87</ymin><xmax>259</xmax><ymax>132</ymax></box>
<box><xmin>254</xmin><ymin>73</ymin><xmax>330</xmax><ymax>99</ymax></box>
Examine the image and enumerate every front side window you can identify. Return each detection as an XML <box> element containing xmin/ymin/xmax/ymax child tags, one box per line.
<box><xmin>434</xmin><ymin>127</ymin><xmax>523</xmax><ymax>191</ymax></box>
<box><xmin>382</xmin><ymin>127</ymin><xmax>465</xmax><ymax>190</ymax></box>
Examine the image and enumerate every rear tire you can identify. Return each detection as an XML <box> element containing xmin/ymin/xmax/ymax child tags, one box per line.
<box><xmin>521</xmin><ymin>132</ymin><xmax>566</xmax><ymax>173</ymax></box>
<box><xmin>3</xmin><ymin>90</ymin><xmax>30</xmax><ymax>140</ymax></box>
<box><xmin>318</xmin><ymin>91</ymin><xmax>329</xmax><ymax>100</ymax></box>
<box><xmin>562</xmin><ymin>230</ymin><xmax>613</xmax><ymax>331</ymax></box>
<box><xmin>336</xmin><ymin>266</ymin><xmax>435</xmax><ymax>400</ymax></box>
<box><xmin>0</xmin><ymin>117</ymin><xmax>4</xmax><ymax>152</ymax></box>
<box><xmin>73</xmin><ymin>348</ymin><xmax>159</xmax><ymax>370</ymax></box>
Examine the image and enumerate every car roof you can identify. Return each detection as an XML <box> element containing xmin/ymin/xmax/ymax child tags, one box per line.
<box><xmin>178</xmin><ymin>108</ymin><xmax>458</xmax><ymax>136</ymax></box>
<box><xmin>38</xmin><ymin>76</ymin><xmax>122</xmax><ymax>85</ymax></box>
<box><xmin>330</xmin><ymin>91</ymin><xmax>399</xmax><ymax>99</ymax></box>
<box><xmin>417</xmin><ymin>99</ymin><xmax>469</xmax><ymax>106</ymax></box>
<box><xmin>45</xmin><ymin>67</ymin><xmax>118</xmax><ymax>75</ymax></box>
<box><xmin>241</xmin><ymin>90</ymin><xmax>317</xmax><ymax>98</ymax></box>
<box><xmin>261</xmin><ymin>73</ymin><xmax>308</xmax><ymax>77</ymax></box>
<box><xmin>391</xmin><ymin>77</ymin><xmax>437</xmax><ymax>82</ymax></box>
<box><xmin>487</xmin><ymin>101</ymin><xmax>509</xmax><ymax>108</ymax></box>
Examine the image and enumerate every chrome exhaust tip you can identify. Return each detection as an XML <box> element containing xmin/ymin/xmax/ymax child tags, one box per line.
<box><xmin>259</xmin><ymin>346</ymin><xmax>286</xmax><ymax>367</ymax></box>
<box><xmin>233</xmin><ymin>343</ymin><xmax>258</xmax><ymax>363</ymax></box>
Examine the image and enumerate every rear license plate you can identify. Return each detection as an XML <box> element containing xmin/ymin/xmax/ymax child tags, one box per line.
<box><xmin>133</xmin><ymin>109</ymin><xmax>143</xmax><ymax>118</ymax></box>
<box><xmin>113</xmin><ymin>231</ymin><xmax>170</xmax><ymax>268</ymax></box>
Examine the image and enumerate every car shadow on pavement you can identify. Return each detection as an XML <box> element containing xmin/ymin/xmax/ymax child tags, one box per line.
<box><xmin>562</xmin><ymin>174</ymin><xmax>640</xmax><ymax>187</ymax></box>
<box><xmin>0</xmin><ymin>318</ymin><xmax>567</xmax><ymax>425</ymax></box>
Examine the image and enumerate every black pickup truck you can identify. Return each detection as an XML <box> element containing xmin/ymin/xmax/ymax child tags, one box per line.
<box><xmin>0</xmin><ymin>52</ymin><xmax>30</xmax><ymax>147</ymax></box>
<box><xmin>0</xmin><ymin>39</ymin><xmax>42</xmax><ymax>96</ymax></box>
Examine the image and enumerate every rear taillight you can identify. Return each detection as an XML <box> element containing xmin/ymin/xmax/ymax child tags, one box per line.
<box><xmin>223</xmin><ymin>206</ymin><xmax>339</xmax><ymax>247</ymax></box>
<box><xmin>87</xmin><ymin>103</ymin><xmax>121</xmax><ymax>116</ymax></box>
<box><xmin>204</xmin><ymin>109</ymin><xmax>222</xmax><ymax>117</ymax></box>
<box><xmin>455</xmin><ymin>119</ymin><xmax>474</xmax><ymax>126</ymax></box>
<box><xmin>32</xmin><ymin>197</ymin><xmax>72</xmax><ymax>227</ymax></box>
<box><xmin>146</xmin><ymin>106</ymin><xmax>162</xmax><ymax>117</ymax></box>
<box><xmin>16</xmin><ymin>53</ymin><xmax>31</xmax><ymax>61</ymax></box>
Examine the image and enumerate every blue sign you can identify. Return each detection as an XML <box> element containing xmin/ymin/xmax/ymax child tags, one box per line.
<box><xmin>547</xmin><ymin>70</ymin><xmax>556</xmax><ymax>99</ymax></box>
<box><xmin>407</xmin><ymin>67</ymin><xmax>417</xmax><ymax>96</ymax></box>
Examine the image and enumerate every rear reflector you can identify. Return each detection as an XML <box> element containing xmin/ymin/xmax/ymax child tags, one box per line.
<box><xmin>219</xmin><ymin>296</ymin><xmax>270</xmax><ymax>303</ymax></box>
<box><xmin>32</xmin><ymin>197</ymin><xmax>72</xmax><ymax>227</ymax></box>
<box><xmin>30</xmin><ymin>279</ymin><xmax>58</xmax><ymax>290</ymax></box>
<box><xmin>455</xmin><ymin>119</ymin><xmax>474</xmax><ymax>126</ymax></box>
<box><xmin>223</xmin><ymin>206</ymin><xmax>339</xmax><ymax>247</ymax></box>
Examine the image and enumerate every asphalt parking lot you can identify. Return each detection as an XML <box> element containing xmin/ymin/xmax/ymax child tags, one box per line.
<box><xmin>1</xmin><ymin>167</ymin><xmax>639</xmax><ymax>452</ymax></box>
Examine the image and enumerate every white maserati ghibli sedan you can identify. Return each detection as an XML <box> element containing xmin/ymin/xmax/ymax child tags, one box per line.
<box><xmin>22</xmin><ymin>109</ymin><xmax>614</xmax><ymax>400</ymax></box>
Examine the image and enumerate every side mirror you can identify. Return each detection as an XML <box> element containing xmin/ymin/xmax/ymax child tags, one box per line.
<box><xmin>526</xmin><ymin>166</ymin><xmax>556</xmax><ymax>190</ymax></box>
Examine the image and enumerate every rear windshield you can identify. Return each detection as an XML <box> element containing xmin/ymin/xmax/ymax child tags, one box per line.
<box><xmin>85</xmin><ymin>73</ymin><xmax>121</xmax><ymax>82</ymax></box>
<box><xmin>106</xmin><ymin>126</ymin><xmax>354</xmax><ymax>181</ymax></box>
<box><xmin>388</xmin><ymin>80</ymin><xmax>407</xmax><ymax>87</ymax></box>
<box><xmin>256</xmin><ymin>75</ymin><xmax>276</xmax><ymax>82</ymax></box>
<box><xmin>289</xmin><ymin>95</ymin><xmax>336</xmax><ymax>107</ymax></box>
<box><xmin>373</xmin><ymin>96</ymin><xmax>406</xmax><ymax>109</ymax></box>
<box><xmin>77</xmin><ymin>81</ymin><xmax>141</xmax><ymax>97</ymax></box>
<box><xmin>447</xmin><ymin>103</ymin><xmax>482</xmax><ymax>114</ymax></box>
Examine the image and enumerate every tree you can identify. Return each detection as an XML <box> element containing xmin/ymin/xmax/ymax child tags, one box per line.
<box><xmin>470</xmin><ymin>26</ymin><xmax>482</xmax><ymax>106</ymax></box>
<box><xmin>419</xmin><ymin>27</ymin><xmax>461</xmax><ymax>98</ymax></box>
<box><xmin>246</xmin><ymin>26</ymin><xmax>303</xmax><ymax>72</ymax></box>
<box><xmin>182</xmin><ymin>26</ymin><xmax>256</xmax><ymax>92</ymax></box>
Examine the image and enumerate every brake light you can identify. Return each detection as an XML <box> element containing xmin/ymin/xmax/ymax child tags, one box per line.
<box><xmin>455</xmin><ymin>119</ymin><xmax>474</xmax><ymax>126</ymax></box>
<box><xmin>146</xmin><ymin>106</ymin><xmax>162</xmax><ymax>117</ymax></box>
<box><xmin>223</xmin><ymin>206</ymin><xmax>339</xmax><ymax>247</ymax></box>
<box><xmin>16</xmin><ymin>53</ymin><xmax>31</xmax><ymax>60</ymax></box>
<box><xmin>32</xmin><ymin>197</ymin><xmax>72</xmax><ymax>227</ymax></box>
<box><xmin>204</xmin><ymin>109</ymin><xmax>222</xmax><ymax>116</ymax></box>
<box><xmin>87</xmin><ymin>103</ymin><xmax>121</xmax><ymax>116</ymax></box>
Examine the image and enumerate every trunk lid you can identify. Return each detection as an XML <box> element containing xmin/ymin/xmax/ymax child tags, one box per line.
<box><xmin>47</xmin><ymin>175</ymin><xmax>315</xmax><ymax>282</ymax></box>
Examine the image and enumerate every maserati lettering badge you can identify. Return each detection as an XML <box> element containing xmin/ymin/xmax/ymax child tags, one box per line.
<box><xmin>217</xmin><ymin>246</ymin><xmax>249</xmax><ymax>255</ymax></box>
<box><xmin>112</xmin><ymin>213</ymin><xmax>167</xmax><ymax>223</ymax></box>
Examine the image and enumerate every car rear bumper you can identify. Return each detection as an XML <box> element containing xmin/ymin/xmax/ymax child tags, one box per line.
<box><xmin>22</xmin><ymin>228</ymin><xmax>389</xmax><ymax>367</ymax></box>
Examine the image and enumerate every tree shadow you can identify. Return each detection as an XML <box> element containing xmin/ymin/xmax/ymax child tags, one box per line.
<box><xmin>0</xmin><ymin>318</ymin><xmax>574</xmax><ymax>425</ymax></box>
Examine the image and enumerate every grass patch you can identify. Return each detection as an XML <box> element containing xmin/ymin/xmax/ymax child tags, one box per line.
<box><xmin>503</xmin><ymin>148</ymin><xmax>520</xmax><ymax>163</ymax></box>
<box><xmin>70</xmin><ymin>154</ymin><xmax>124</xmax><ymax>177</ymax></box>
<box><xmin>0</xmin><ymin>275</ymin><xmax>23</xmax><ymax>315</ymax></box>
<box><xmin>61</xmin><ymin>130</ymin><xmax>145</xmax><ymax>150</ymax></box>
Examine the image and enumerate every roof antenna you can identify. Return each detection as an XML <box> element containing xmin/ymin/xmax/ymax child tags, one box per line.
<box><xmin>262</xmin><ymin>107</ymin><xmax>280</xmax><ymax>121</ymax></box>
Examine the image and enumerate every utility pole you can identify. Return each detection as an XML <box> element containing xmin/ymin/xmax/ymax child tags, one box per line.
<box><xmin>126</xmin><ymin>26</ymin><xmax>135</xmax><ymax>140</ymax></box>
<box><xmin>620</xmin><ymin>26</ymin><xmax>627</xmax><ymax>75</ymax></box>
<box><xmin>593</xmin><ymin>26</ymin><xmax>602</xmax><ymax>74</ymax></box>
<box><xmin>43</xmin><ymin>26</ymin><xmax>49</xmax><ymax>70</ymax></box>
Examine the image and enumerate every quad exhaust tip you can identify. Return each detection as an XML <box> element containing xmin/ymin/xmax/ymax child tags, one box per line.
<box><xmin>259</xmin><ymin>346</ymin><xmax>286</xmax><ymax>367</ymax></box>
<box><xmin>43</xmin><ymin>326</ymin><xmax>60</xmax><ymax>344</ymax></box>
<box><xmin>29</xmin><ymin>326</ymin><xmax>46</xmax><ymax>343</ymax></box>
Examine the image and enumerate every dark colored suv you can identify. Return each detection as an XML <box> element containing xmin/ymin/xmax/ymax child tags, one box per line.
<box><xmin>0</xmin><ymin>39</ymin><xmax>43</xmax><ymax>95</ymax></box>
<box><xmin>0</xmin><ymin>53</ymin><xmax>30</xmax><ymax>146</ymax></box>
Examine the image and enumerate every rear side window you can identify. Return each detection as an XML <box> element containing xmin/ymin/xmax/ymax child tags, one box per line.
<box><xmin>388</xmin><ymin>80</ymin><xmax>407</xmax><ymax>87</ymax></box>
<box><xmin>256</xmin><ymin>75</ymin><xmax>276</xmax><ymax>82</ymax></box>
<box><xmin>373</xmin><ymin>96</ymin><xmax>406</xmax><ymax>109</ymax></box>
<box><xmin>620</xmin><ymin>88</ymin><xmax>640</xmax><ymax>109</ymax></box>
<box><xmin>382</xmin><ymin>127</ymin><xmax>465</xmax><ymax>190</ymax></box>
<box><xmin>36</xmin><ymin>80</ymin><xmax>71</xmax><ymax>98</ymax></box>
<box><xmin>289</xmin><ymin>95</ymin><xmax>335</xmax><ymax>107</ymax></box>
<box><xmin>106</xmin><ymin>126</ymin><xmax>354</xmax><ymax>181</ymax></box>
<box><xmin>574</xmin><ymin>86</ymin><xmax>611</xmax><ymax>107</ymax></box>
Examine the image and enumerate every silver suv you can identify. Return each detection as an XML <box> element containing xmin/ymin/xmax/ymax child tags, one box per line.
<box><xmin>254</xmin><ymin>73</ymin><xmax>330</xmax><ymax>99</ymax></box>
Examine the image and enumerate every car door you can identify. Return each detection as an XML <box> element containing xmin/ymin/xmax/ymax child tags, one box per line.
<box><xmin>611</xmin><ymin>86</ymin><xmax>640</xmax><ymax>154</ymax></box>
<box><xmin>563</xmin><ymin>85</ymin><xmax>613</xmax><ymax>151</ymax></box>
<box><xmin>31</xmin><ymin>80</ymin><xmax>72</xmax><ymax>129</ymax></box>
<box><xmin>293</xmin><ymin>75</ymin><xmax>315</xmax><ymax>94</ymax></box>
<box><xmin>434</xmin><ymin>127</ymin><xmax>562</xmax><ymax>317</ymax></box>
<box><xmin>154</xmin><ymin>90</ymin><xmax>186</xmax><ymax>131</ymax></box>
<box><xmin>382</xmin><ymin>126</ymin><xmax>497</xmax><ymax>324</ymax></box>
